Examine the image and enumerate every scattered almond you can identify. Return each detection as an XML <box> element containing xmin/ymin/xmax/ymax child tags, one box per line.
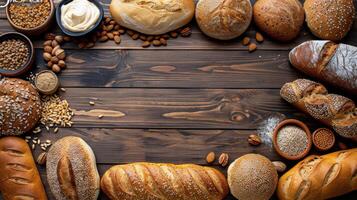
<box><xmin>114</xmin><ymin>35</ymin><xmax>121</xmax><ymax>44</ymax></box>
<box><xmin>99</xmin><ymin>36</ymin><xmax>109</xmax><ymax>42</ymax></box>
<box><xmin>248</xmin><ymin>43</ymin><xmax>257</xmax><ymax>52</ymax></box>
<box><xmin>255</xmin><ymin>32</ymin><xmax>264</xmax><ymax>42</ymax></box>
<box><xmin>242</xmin><ymin>37</ymin><xmax>250</xmax><ymax>46</ymax></box>
<box><xmin>152</xmin><ymin>40</ymin><xmax>161</xmax><ymax>46</ymax></box>
<box><xmin>142</xmin><ymin>41</ymin><xmax>151</xmax><ymax>48</ymax></box>
<box><xmin>206</xmin><ymin>152</ymin><xmax>215</xmax><ymax>164</ymax></box>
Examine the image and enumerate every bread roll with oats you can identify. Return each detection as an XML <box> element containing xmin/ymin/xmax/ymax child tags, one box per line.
<box><xmin>195</xmin><ymin>0</ymin><xmax>252</xmax><ymax>40</ymax></box>
<box><xmin>46</xmin><ymin>136</ymin><xmax>100</xmax><ymax>200</ymax></box>
<box><xmin>110</xmin><ymin>0</ymin><xmax>195</xmax><ymax>35</ymax></box>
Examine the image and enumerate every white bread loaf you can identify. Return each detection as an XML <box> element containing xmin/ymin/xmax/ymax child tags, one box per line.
<box><xmin>110</xmin><ymin>0</ymin><xmax>195</xmax><ymax>35</ymax></box>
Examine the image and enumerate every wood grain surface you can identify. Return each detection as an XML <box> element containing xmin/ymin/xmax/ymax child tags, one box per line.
<box><xmin>0</xmin><ymin>0</ymin><xmax>356</xmax><ymax>199</ymax></box>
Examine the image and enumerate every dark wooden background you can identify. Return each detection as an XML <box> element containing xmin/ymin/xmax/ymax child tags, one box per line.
<box><xmin>0</xmin><ymin>0</ymin><xmax>356</xmax><ymax>199</ymax></box>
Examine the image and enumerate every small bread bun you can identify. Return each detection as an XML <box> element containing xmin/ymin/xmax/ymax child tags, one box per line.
<box><xmin>46</xmin><ymin>136</ymin><xmax>100</xmax><ymax>200</ymax></box>
<box><xmin>253</xmin><ymin>0</ymin><xmax>304</xmax><ymax>41</ymax></box>
<box><xmin>228</xmin><ymin>154</ymin><xmax>278</xmax><ymax>200</ymax></box>
<box><xmin>0</xmin><ymin>77</ymin><xmax>41</xmax><ymax>136</ymax></box>
<box><xmin>195</xmin><ymin>0</ymin><xmax>252</xmax><ymax>40</ymax></box>
<box><xmin>110</xmin><ymin>0</ymin><xmax>195</xmax><ymax>35</ymax></box>
<box><xmin>304</xmin><ymin>0</ymin><xmax>355</xmax><ymax>41</ymax></box>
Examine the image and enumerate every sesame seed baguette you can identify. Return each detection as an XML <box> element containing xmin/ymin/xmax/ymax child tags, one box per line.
<box><xmin>277</xmin><ymin>148</ymin><xmax>357</xmax><ymax>200</ymax></box>
<box><xmin>101</xmin><ymin>162</ymin><xmax>229</xmax><ymax>200</ymax></box>
<box><xmin>0</xmin><ymin>137</ymin><xmax>47</xmax><ymax>200</ymax></box>
<box><xmin>280</xmin><ymin>79</ymin><xmax>357</xmax><ymax>140</ymax></box>
<box><xmin>46</xmin><ymin>136</ymin><xmax>100</xmax><ymax>200</ymax></box>
<box><xmin>289</xmin><ymin>40</ymin><xmax>357</xmax><ymax>95</ymax></box>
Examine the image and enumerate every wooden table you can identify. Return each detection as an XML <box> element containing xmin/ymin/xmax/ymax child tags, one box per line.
<box><xmin>1</xmin><ymin>0</ymin><xmax>356</xmax><ymax>199</ymax></box>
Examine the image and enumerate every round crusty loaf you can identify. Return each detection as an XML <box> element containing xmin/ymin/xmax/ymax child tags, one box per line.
<box><xmin>304</xmin><ymin>0</ymin><xmax>355</xmax><ymax>41</ymax></box>
<box><xmin>228</xmin><ymin>154</ymin><xmax>278</xmax><ymax>200</ymax></box>
<box><xmin>46</xmin><ymin>136</ymin><xmax>100</xmax><ymax>200</ymax></box>
<box><xmin>253</xmin><ymin>0</ymin><xmax>304</xmax><ymax>41</ymax></box>
<box><xmin>110</xmin><ymin>0</ymin><xmax>195</xmax><ymax>35</ymax></box>
<box><xmin>195</xmin><ymin>0</ymin><xmax>252</xmax><ymax>40</ymax></box>
<box><xmin>0</xmin><ymin>77</ymin><xmax>41</xmax><ymax>136</ymax></box>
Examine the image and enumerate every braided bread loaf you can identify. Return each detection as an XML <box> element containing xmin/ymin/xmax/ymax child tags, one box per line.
<box><xmin>101</xmin><ymin>163</ymin><xmax>229</xmax><ymax>200</ymax></box>
<box><xmin>277</xmin><ymin>148</ymin><xmax>357</xmax><ymax>200</ymax></box>
<box><xmin>280</xmin><ymin>79</ymin><xmax>357</xmax><ymax>139</ymax></box>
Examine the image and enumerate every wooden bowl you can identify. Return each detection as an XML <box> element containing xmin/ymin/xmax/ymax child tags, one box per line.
<box><xmin>35</xmin><ymin>70</ymin><xmax>60</xmax><ymax>95</ymax></box>
<box><xmin>273</xmin><ymin>119</ymin><xmax>312</xmax><ymax>160</ymax></box>
<box><xmin>56</xmin><ymin>0</ymin><xmax>104</xmax><ymax>37</ymax></box>
<box><xmin>6</xmin><ymin>0</ymin><xmax>55</xmax><ymax>36</ymax></box>
<box><xmin>312</xmin><ymin>128</ymin><xmax>335</xmax><ymax>151</ymax></box>
<box><xmin>0</xmin><ymin>32</ymin><xmax>35</xmax><ymax>77</ymax></box>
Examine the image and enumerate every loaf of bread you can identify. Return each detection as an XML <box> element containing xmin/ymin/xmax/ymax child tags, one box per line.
<box><xmin>0</xmin><ymin>77</ymin><xmax>42</xmax><ymax>136</ymax></box>
<box><xmin>101</xmin><ymin>162</ymin><xmax>229</xmax><ymax>200</ymax></box>
<box><xmin>253</xmin><ymin>0</ymin><xmax>304</xmax><ymax>41</ymax></box>
<box><xmin>195</xmin><ymin>0</ymin><xmax>252</xmax><ymax>40</ymax></box>
<box><xmin>277</xmin><ymin>148</ymin><xmax>357</xmax><ymax>200</ymax></box>
<box><xmin>110</xmin><ymin>0</ymin><xmax>195</xmax><ymax>35</ymax></box>
<box><xmin>0</xmin><ymin>136</ymin><xmax>47</xmax><ymax>200</ymax></box>
<box><xmin>280</xmin><ymin>79</ymin><xmax>357</xmax><ymax>140</ymax></box>
<box><xmin>289</xmin><ymin>40</ymin><xmax>357</xmax><ymax>94</ymax></box>
<box><xmin>46</xmin><ymin>136</ymin><xmax>100</xmax><ymax>200</ymax></box>
<box><xmin>304</xmin><ymin>0</ymin><xmax>355</xmax><ymax>41</ymax></box>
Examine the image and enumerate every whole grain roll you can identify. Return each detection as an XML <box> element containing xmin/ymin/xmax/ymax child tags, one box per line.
<box><xmin>46</xmin><ymin>136</ymin><xmax>100</xmax><ymax>200</ymax></box>
<box><xmin>227</xmin><ymin>154</ymin><xmax>278</xmax><ymax>200</ymax></box>
<box><xmin>253</xmin><ymin>0</ymin><xmax>304</xmax><ymax>41</ymax></box>
<box><xmin>0</xmin><ymin>77</ymin><xmax>41</xmax><ymax>136</ymax></box>
<box><xmin>304</xmin><ymin>0</ymin><xmax>355</xmax><ymax>41</ymax></box>
<box><xmin>195</xmin><ymin>0</ymin><xmax>252</xmax><ymax>40</ymax></box>
<box><xmin>110</xmin><ymin>0</ymin><xmax>195</xmax><ymax>35</ymax></box>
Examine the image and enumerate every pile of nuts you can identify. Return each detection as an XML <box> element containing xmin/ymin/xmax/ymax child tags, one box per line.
<box><xmin>0</xmin><ymin>39</ymin><xmax>29</xmax><ymax>70</ymax></box>
<box><xmin>206</xmin><ymin>152</ymin><xmax>229</xmax><ymax>167</ymax></box>
<box><xmin>242</xmin><ymin>32</ymin><xmax>264</xmax><ymax>52</ymax></box>
<box><xmin>43</xmin><ymin>34</ymin><xmax>67</xmax><ymax>73</ymax></box>
<box><xmin>8</xmin><ymin>0</ymin><xmax>51</xmax><ymax>29</ymax></box>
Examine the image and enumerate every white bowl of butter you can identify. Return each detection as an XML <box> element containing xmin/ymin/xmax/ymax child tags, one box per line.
<box><xmin>56</xmin><ymin>0</ymin><xmax>103</xmax><ymax>36</ymax></box>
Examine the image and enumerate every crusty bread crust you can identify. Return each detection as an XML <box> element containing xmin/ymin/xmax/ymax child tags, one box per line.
<box><xmin>110</xmin><ymin>0</ymin><xmax>195</xmax><ymax>35</ymax></box>
<box><xmin>46</xmin><ymin>136</ymin><xmax>100</xmax><ymax>200</ymax></box>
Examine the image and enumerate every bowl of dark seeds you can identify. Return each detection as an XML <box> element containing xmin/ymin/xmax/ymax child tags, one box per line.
<box><xmin>273</xmin><ymin>119</ymin><xmax>312</xmax><ymax>160</ymax></box>
<box><xmin>0</xmin><ymin>32</ymin><xmax>34</xmax><ymax>77</ymax></box>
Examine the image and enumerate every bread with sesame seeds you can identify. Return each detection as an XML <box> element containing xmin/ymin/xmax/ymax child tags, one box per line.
<box><xmin>253</xmin><ymin>0</ymin><xmax>304</xmax><ymax>42</ymax></box>
<box><xmin>0</xmin><ymin>77</ymin><xmax>42</xmax><ymax>136</ymax></box>
<box><xmin>304</xmin><ymin>0</ymin><xmax>355</xmax><ymax>41</ymax></box>
<box><xmin>46</xmin><ymin>136</ymin><xmax>100</xmax><ymax>200</ymax></box>
<box><xmin>280</xmin><ymin>79</ymin><xmax>357</xmax><ymax>140</ymax></box>
<box><xmin>277</xmin><ymin>148</ymin><xmax>357</xmax><ymax>200</ymax></box>
<box><xmin>101</xmin><ymin>162</ymin><xmax>229</xmax><ymax>200</ymax></box>
<box><xmin>289</xmin><ymin>40</ymin><xmax>357</xmax><ymax>95</ymax></box>
<box><xmin>0</xmin><ymin>136</ymin><xmax>47</xmax><ymax>200</ymax></box>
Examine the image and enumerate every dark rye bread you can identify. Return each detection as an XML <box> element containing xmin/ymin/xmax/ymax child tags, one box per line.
<box><xmin>253</xmin><ymin>0</ymin><xmax>304</xmax><ymax>41</ymax></box>
<box><xmin>46</xmin><ymin>136</ymin><xmax>100</xmax><ymax>200</ymax></box>
<box><xmin>304</xmin><ymin>0</ymin><xmax>355</xmax><ymax>41</ymax></box>
<box><xmin>289</xmin><ymin>40</ymin><xmax>357</xmax><ymax>95</ymax></box>
<box><xmin>280</xmin><ymin>79</ymin><xmax>357</xmax><ymax>140</ymax></box>
<box><xmin>0</xmin><ymin>77</ymin><xmax>42</xmax><ymax>136</ymax></box>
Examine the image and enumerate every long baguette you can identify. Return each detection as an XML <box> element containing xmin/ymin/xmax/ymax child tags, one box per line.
<box><xmin>280</xmin><ymin>79</ymin><xmax>357</xmax><ymax>140</ymax></box>
<box><xmin>277</xmin><ymin>148</ymin><xmax>357</xmax><ymax>200</ymax></box>
<box><xmin>101</xmin><ymin>162</ymin><xmax>229</xmax><ymax>200</ymax></box>
<box><xmin>289</xmin><ymin>40</ymin><xmax>357</xmax><ymax>94</ymax></box>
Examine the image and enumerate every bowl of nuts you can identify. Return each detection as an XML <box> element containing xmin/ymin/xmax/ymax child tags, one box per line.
<box><xmin>0</xmin><ymin>32</ymin><xmax>35</xmax><ymax>77</ymax></box>
<box><xmin>6</xmin><ymin>0</ymin><xmax>55</xmax><ymax>36</ymax></box>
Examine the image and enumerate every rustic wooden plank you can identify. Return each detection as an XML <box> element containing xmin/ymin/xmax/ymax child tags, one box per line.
<box><xmin>31</xmin><ymin>49</ymin><xmax>301</xmax><ymax>88</ymax></box>
<box><xmin>55</xmin><ymin>88</ymin><xmax>308</xmax><ymax>129</ymax></box>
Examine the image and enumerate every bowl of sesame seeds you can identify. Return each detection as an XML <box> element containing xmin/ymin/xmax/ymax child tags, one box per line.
<box><xmin>6</xmin><ymin>0</ymin><xmax>55</xmax><ymax>36</ymax></box>
<box><xmin>0</xmin><ymin>32</ymin><xmax>35</xmax><ymax>77</ymax></box>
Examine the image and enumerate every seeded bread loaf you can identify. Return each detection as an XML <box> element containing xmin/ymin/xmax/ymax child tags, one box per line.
<box><xmin>0</xmin><ymin>137</ymin><xmax>47</xmax><ymax>200</ymax></box>
<box><xmin>280</xmin><ymin>79</ymin><xmax>357</xmax><ymax>140</ymax></box>
<box><xmin>110</xmin><ymin>0</ymin><xmax>195</xmax><ymax>35</ymax></box>
<box><xmin>304</xmin><ymin>0</ymin><xmax>355</xmax><ymax>41</ymax></box>
<box><xmin>46</xmin><ymin>136</ymin><xmax>100</xmax><ymax>200</ymax></box>
<box><xmin>289</xmin><ymin>40</ymin><xmax>357</xmax><ymax>95</ymax></box>
<box><xmin>277</xmin><ymin>148</ymin><xmax>357</xmax><ymax>200</ymax></box>
<box><xmin>0</xmin><ymin>77</ymin><xmax>42</xmax><ymax>136</ymax></box>
<box><xmin>101</xmin><ymin>162</ymin><xmax>229</xmax><ymax>200</ymax></box>
<box><xmin>253</xmin><ymin>0</ymin><xmax>304</xmax><ymax>41</ymax></box>
<box><xmin>195</xmin><ymin>0</ymin><xmax>252</xmax><ymax>40</ymax></box>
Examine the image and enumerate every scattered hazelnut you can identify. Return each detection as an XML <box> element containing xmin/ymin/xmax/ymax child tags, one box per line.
<box><xmin>248</xmin><ymin>134</ymin><xmax>262</xmax><ymax>146</ymax></box>
<box><xmin>206</xmin><ymin>152</ymin><xmax>215</xmax><ymax>164</ymax></box>
<box><xmin>218</xmin><ymin>153</ymin><xmax>229</xmax><ymax>167</ymax></box>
